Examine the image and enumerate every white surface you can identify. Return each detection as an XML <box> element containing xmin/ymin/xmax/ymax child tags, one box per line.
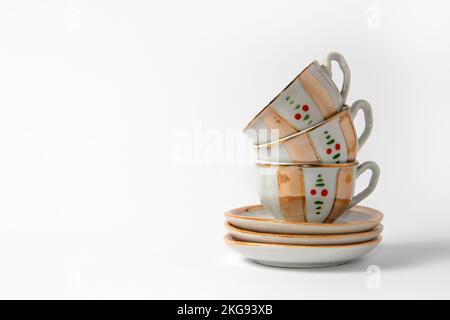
<box><xmin>0</xmin><ymin>0</ymin><xmax>449</xmax><ymax>299</ymax></box>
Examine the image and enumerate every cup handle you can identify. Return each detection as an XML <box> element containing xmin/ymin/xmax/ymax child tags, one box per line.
<box><xmin>349</xmin><ymin>161</ymin><xmax>380</xmax><ymax>209</ymax></box>
<box><xmin>350</xmin><ymin>99</ymin><xmax>373</xmax><ymax>151</ymax></box>
<box><xmin>322</xmin><ymin>52</ymin><xmax>351</xmax><ymax>104</ymax></box>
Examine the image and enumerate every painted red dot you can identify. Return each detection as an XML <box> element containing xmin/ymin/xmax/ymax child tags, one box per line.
<box><xmin>326</xmin><ymin>148</ymin><xmax>332</xmax><ymax>154</ymax></box>
<box><xmin>335</xmin><ymin>143</ymin><xmax>341</xmax><ymax>150</ymax></box>
<box><xmin>310</xmin><ymin>189</ymin><xmax>317</xmax><ymax>195</ymax></box>
<box><xmin>294</xmin><ymin>113</ymin><xmax>301</xmax><ymax>120</ymax></box>
<box><xmin>321</xmin><ymin>189</ymin><xmax>328</xmax><ymax>197</ymax></box>
<box><xmin>302</xmin><ymin>104</ymin><xmax>309</xmax><ymax>112</ymax></box>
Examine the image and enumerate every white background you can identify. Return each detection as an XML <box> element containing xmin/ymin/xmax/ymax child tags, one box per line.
<box><xmin>0</xmin><ymin>0</ymin><xmax>449</xmax><ymax>299</ymax></box>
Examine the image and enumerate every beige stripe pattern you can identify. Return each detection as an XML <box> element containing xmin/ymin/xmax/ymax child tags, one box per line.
<box><xmin>258</xmin><ymin>106</ymin><xmax>298</xmax><ymax>138</ymax></box>
<box><xmin>277</xmin><ymin>166</ymin><xmax>305</xmax><ymax>222</ymax></box>
<box><xmin>299</xmin><ymin>69</ymin><xmax>337</xmax><ymax>118</ymax></box>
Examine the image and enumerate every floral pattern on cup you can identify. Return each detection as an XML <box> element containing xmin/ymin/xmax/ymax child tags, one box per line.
<box><xmin>256</xmin><ymin>100</ymin><xmax>373</xmax><ymax>164</ymax></box>
<box><xmin>244</xmin><ymin>53</ymin><xmax>350</xmax><ymax>145</ymax></box>
<box><xmin>256</xmin><ymin>161</ymin><xmax>380</xmax><ymax>223</ymax></box>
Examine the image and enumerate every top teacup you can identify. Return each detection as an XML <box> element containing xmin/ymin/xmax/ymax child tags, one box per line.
<box><xmin>243</xmin><ymin>52</ymin><xmax>350</xmax><ymax>145</ymax></box>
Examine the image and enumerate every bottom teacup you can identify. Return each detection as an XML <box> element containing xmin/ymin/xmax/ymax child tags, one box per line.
<box><xmin>256</xmin><ymin>161</ymin><xmax>380</xmax><ymax>223</ymax></box>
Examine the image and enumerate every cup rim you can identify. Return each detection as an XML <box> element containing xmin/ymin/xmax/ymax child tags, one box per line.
<box><xmin>255</xmin><ymin>160</ymin><xmax>359</xmax><ymax>168</ymax></box>
<box><xmin>242</xmin><ymin>60</ymin><xmax>328</xmax><ymax>133</ymax></box>
<box><xmin>252</xmin><ymin>105</ymin><xmax>350</xmax><ymax>149</ymax></box>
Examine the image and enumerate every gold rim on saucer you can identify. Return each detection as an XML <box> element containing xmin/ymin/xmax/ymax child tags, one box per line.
<box><xmin>225</xmin><ymin>221</ymin><xmax>383</xmax><ymax>239</ymax></box>
<box><xmin>224</xmin><ymin>233</ymin><xmax>382</xmax><ymax>248</ymax></box>
<box><xmin>224</xmin><ymin>205</ymin><xmax>383</xmax><ymax>227</ymax></box>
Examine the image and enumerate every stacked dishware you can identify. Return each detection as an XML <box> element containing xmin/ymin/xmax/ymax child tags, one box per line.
<box><xmin>225</xmin><ymin>52</ymin><xmax>382</xmax><ymax>268</ymax></box>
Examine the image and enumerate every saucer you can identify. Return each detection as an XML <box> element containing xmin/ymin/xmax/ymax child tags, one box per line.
<box><xmin>225</xmin><ymin>222</ymin><xmax>383</xmax><ymax>245</ymax></box>
<box><xmin>225</xmin><ymin>205</ymin><xmax>383</xmax><ymax>235</ymax></box>
<box><xmin>225</xmin><ymin>234</ymin><xmax>382</xmax><ymax>268</ymax></box>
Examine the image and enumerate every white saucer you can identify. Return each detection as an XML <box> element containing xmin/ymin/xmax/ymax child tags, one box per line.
<box><xmin>225</xmin><ymin>234</ymin><xmax>382</xmax><ymax>268</ymax></box>
<box><xmin>225</xmin><ymin>222</ymin><xmax>383</xmax><ymax>245</ymax></box>
<box><xmin>225</xmin><ymin>205</ymin><xmax>383</xmax><ymax>235</ymax></box>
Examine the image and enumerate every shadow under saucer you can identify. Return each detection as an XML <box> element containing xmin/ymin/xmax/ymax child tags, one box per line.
<box><xmin>241</xmin><ymin>238</ymin><xmax>450</xmax><ymax>272</ymax></box>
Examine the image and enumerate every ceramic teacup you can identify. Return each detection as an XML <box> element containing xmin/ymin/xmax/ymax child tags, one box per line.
<box><xmin>256</xmin><ymin>161</ymin><xmax>380</xmax><ymax>223</ymax></box>
<box><xmin>255</xmin><ymin>100</ymin><xmax>372</xmax><ymax>164</ymax></box>
<box><xmin>243</xmin><ymin>52</ymin><xmax>350</xmax><ymax>145</ymax></box>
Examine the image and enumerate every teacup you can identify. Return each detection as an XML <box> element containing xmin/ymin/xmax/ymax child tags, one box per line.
<box><xmin>255</xmin><ymin>100</ymin><xmax>373</xmax><ymax>164</ymax></box>
<box><xmin>244</xmin><ymin>52</ymin><xmax>350</xmax><ymax>145</ymax></box>
<box><xmin>256</xmin><ymin>161</ymin><xmax>380</xmax><ymax>223</ymax></box>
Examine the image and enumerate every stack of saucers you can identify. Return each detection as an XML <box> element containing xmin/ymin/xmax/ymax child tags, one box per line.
<box><xmin>225</xmin><ymin>52</ymin><xmax>382</xmax><ymax>268</ymax></box>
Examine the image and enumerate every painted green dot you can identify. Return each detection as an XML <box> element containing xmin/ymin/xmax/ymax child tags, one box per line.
<box><xmin>316</xmin><ymin>212</ymin><xmax>321</xmax><ymax>215</ymax></box>
<box><xmin>324</xmin><ymin>131</ymin><xmax>328</xmax><ymax>134</ymax></box>
<box><xmin>318</xmin><ymin>174</ymin><xmax>322</xmax><ymax>177</ymax></box>
<box><xmin>286</xmin><ymin>96</ymin><xmax>290</xmax><ymax>101</ymax></box>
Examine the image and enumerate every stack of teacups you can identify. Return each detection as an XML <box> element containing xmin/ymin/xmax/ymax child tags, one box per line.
<box><xmin>225</xmin><ymin>52</ymin><xmax>382</xmax><ymax>268</ymax></box>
